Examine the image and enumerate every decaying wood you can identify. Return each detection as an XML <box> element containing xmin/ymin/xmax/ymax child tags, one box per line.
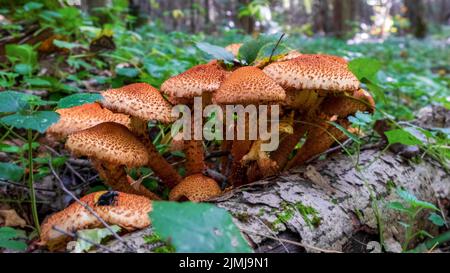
<box><xmin>89</xmin><ymin>105</ymin><xmax>450</xmax><ymax>253</ymax></box>
<box><xmin>96</xmin><ymin>146</ymin><xmax>449</xmax><ymax>253</ymax></box>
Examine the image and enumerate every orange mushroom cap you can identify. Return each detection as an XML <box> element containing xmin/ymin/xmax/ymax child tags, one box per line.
<box><xmin>101</xmin><ymin>83</ymin><xmax>174</xmax><ymax>123</ymax></box>
<box><xmin>46</xmin><ymin>103</ymin><xmax>130</xmax><ymax>139</ymax></box>
<box><xmin>212</xmin><ymin>66</ymin><xmax>286</xmax><ymax>105</ymax></box>
<box><xmin>40</xmin><ymin>191</ymin><xmax>152</xmax><ymax>250</ymax></box>
<box><xmin>321</xmin><ymin>88</ymin><xmax>376</xmax><ymax>118</ymax></box>
<box><xmin>66</xmin><ymin>122</ymin><xmax>149</xmax><ymax>167</ymax></box>
<box><xmin>169</xmin><ymin>174</ymin><xmax>221</xmax><ymax>202</ymax></box>
<box><xmin>160</xmin><ymin>62</ymin><xmax>229</xmax><ymax>104</ymax></box>
<box><xmin>263</xmin><ymin>54</ymin><xmax>359</xmax><ymax>92</ymax></box>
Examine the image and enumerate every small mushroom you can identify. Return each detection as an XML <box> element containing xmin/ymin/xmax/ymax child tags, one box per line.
<box><xmin>286</xmin><ymin>89</ymin><xmax>375</xmax><ymax>168</ymax></box>
<box><xmin>66</xmin><ymin>122</ymin><xmax>159</xmax><ymax>199</ymax></box>
<box><xmin>46</xmin><ymin>102</ymin><xmax>130</xmax><ymax>140</ymax></box>
<box><xmin>39</xmin><ymin>191</ymin><xmax>152</xmax><ymax>251</ymax></box>
<box><xmin>169</xmin><ymin>174</ymin><xmax>222</xmax><ymax>202</ymax></box>
<box><xmin>161</xmin><ymin>62</ymin><xmax>229</xmax><ymax>176</ymax></box>
<box><xmin>101</xmin><ymin>83</ymin><xmax>182</xmax><ymax>188</ymax></box>
<box><xmin>262</xmin><ymin>54</ymin><xmax>361</xmax><ymax>171</ymax></box>
<box><xmin>212</xmin><ymin>66</ymin><xmax>286</xmax><ymax>186</ymax></box>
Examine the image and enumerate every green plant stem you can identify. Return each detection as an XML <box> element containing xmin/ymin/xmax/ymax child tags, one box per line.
<box><xmin>409</xmin><ymin>230</ymin><xmax>450</xmax><ymax>253</ymax></box>
<box><xmin>27</xmin><ymin>129</ymin><xmax>40</xmax><ymax>234</ymax></box>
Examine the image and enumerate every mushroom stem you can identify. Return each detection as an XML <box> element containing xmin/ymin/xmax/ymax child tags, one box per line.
<box><xmin>91</xmin><ymin>159</ymin><xmax>161</xmax><ymax>200</ymax></box>
<box><xmin>286</xmin><ymin>118</ymin><xmax>350</xmax><ymax>169</ymax></box>
<box><xmin>184</xmin><ymin>113</ymin><xmax>206</xmax><ymax>176</ymax></box>
<box><xmin>270</xmin><ymin>121</ymin><xmax>307</xmax><ymax>171</ymax></box>
<box><xmin>129</xmin><ymin>116</ymin><xmax>182</xmax><ymax>188</ymax></box>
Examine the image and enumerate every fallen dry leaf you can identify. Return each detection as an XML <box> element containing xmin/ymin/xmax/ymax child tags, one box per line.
<box><xmin>0</xmin><ymin>209</ymin><xmax>27</xmax><ymax>227</ymax></box>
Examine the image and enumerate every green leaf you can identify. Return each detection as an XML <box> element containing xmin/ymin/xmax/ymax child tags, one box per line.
<box><xmin>1</xmin><ymin>111</ymin><xmax>60</xmax><ymax>133</ymax></box>
<box><xmin>0</xmin><ymin>91</ymin><xmax>35</xmax><ymax>113</ymax></box>
<box><xmin>23</xmin><ymin>78</ymin><xmax>52</xmax><ymax>87</ymax></box>
<box><xmin>388</xmin><ymin>201</ymin><xmax>410</xmax><ymax>213</ymax></box>
<box><xmin>428</xmin><ymin>213</ymin><xmax>446</xmax><ymax>227</ymax></box>
<box><xmin>57</xmin><ymin>93</ymin><xmax>103</xmax><ymax>109</ymax></box>
<box><xmin>385</xmin><ymin>129</ymin><xmax>422</xmax><ymax>146</ymax></box>
<box><xmin>23</xmin><ymin>2</ymin><xmax>43</xmax><ymax>12</ymax></box>
<box><xmin>116</xmin><ymin>67</ymin><xmax>139</xmax><ymax>78</ymax></box>
<box><xmin>348</xmin><ymin>58</ymin><xmax>381</xmax><ymax>82</ymax></box>
<box><xmin>150</xmin><ymin>202</ymin><xmax>252</xmax><ymax>253</ymax></box>
<box><xmin>348</xmin><ymin>111</ymin><xmax>373</xmax><ymax>127</ymax></box>
<box><xmin>238</xmin><ymin>35</ymin><xmax>278</xmax><ymax>65</ymax></box>
<box><xmin>73</xmin><ymin>225</ymin><xmax>121</xmax><ymax>253</ymax></box>
<box><xmin>53</xmin><ymin>40</ymin><xmax>82</xmax><ymax>50</ymax></box>
<box><xmin>328</xmin><ymin>121</ymin><xmax>362</xmax><ymax>144</ymax></box>
<box><xmin>5</xmin><ymin>44</ymin><xmax>37</xmax><ymax>67</ymax></box>
<box><xmin>14</xmin><ymin>63</ymin><xmax>33</xmax><ymax>75</ymax></box>
<box><xmin>396</xmin><ymin>188</ymin><xmax>438</xmax><ymax>210</ymax></box>
<box><xmin>196</xmin><ymin>42</ymin><xmax>235</xmax><ymax>64</ymax></box>
<box><xmin>0</xmin><ymin>227</ymin><xmax>27</xmax><ymax>251</ymax></box>
<box><xmin>0</xmin><ymin>162</ymin><xmax>24</xmax><ymax>182</ymax></box>
<box><xmin>255</xmin><ymin>41</ymin><xmax>289</xmax><ymax>63</ymax></box>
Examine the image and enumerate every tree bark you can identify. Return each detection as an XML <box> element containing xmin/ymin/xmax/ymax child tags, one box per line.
<box><xmin>404</xmin><ymin>0</ymin><xmax>428</xmax><ymax>38</ymax></box>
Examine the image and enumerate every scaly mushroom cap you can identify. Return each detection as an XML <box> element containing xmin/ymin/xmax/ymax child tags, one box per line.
<box><xmin>321</xmin><ymin>88</ymin><xmax>375</xmax><ymax>118</ymax></box>
<box><xmin>278</xmin><ymin>50</ymin><xmax>302</xmax><ymax>62</ymax></box>
<box><xmin>160</xmin><ymin>63</ymin><xmax>229</xmax><ymax>104</ymax></box>
<box><xmin>40</xmin><ymin>191</ymin><xmax>152</xmax><ymax>250</ymax></box>
<box><xmin>212</xmin><ymin>66</ymin><xmax>286</xmax><ymax>105</ymax></box>
<box><xmin>66</xmin><ymin>122</ymin><xmax>149</xmax><ymax>167</ymax></box>
<box><xmin>169</xmin><ymin>174</ymin><xmax>221</xmax><ymax>202</ymax></box>
<box><xmin>101</xmin><ymin>83</ymin><xmax>174</xmax><ymax>123</ymax></box>
<box><xmin>225</xmin><ymin>43</ymin><xmax>242</xmax><ymax>57</ymax></box>
<box><xmin>263</xmin><ymin>54</ymin><xmax>359</xmax><ymax>92</ymax></box>
<box><xmin>46</xmin><ymin>103</ymin><xmax>130</xmax><ymax>139</ymax></box>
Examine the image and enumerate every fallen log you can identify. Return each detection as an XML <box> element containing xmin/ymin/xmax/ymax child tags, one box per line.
<box><xmin>86</xmin><ymin>105</ymin><xmax>450</xmax><ymax>253</ymax></box>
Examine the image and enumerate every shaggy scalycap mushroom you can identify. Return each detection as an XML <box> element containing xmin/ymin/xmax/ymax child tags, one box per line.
<box><xmin>263</xmin><ymin>54</ymin><xmax>359</xmax><ymax>92</ymax></box>
<box><xmin>160</xmin><ymin>62</ymin><xmax>229</xmax><ymax>104</ymax></box>
<box><xmin>101</xmin><ymin>83</ymin><xmax>174</xmax><ymax>123</ymax></box>
<box><xmin>40</xmin><ymin>191</ymin><xmax>152</xmax><ymax>250</ymax></box>
<box><xmin>47</xmin><ymin>103</ymin><xmax>130</xmax><ymax>139</ymax></box>
<box><xmin>169</xmin><ymin>174</ymin><xmax>221</xmax><ymax>202</ymax></box>
<box><xmin>66</xmin><ymin>122</ymin><xmax>149</xmax><ymax>167</ymax></box>
<box><xmin>212</xmin><ymin>66</ymin><xmax>286</xmax><ymax>105</ymax></box>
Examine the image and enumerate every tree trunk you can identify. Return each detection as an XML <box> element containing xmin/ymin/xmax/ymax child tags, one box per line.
<box><xmin>404</xmin><ymin>0</ymin><xmax>428</xmax><ymax>38</ymax></box>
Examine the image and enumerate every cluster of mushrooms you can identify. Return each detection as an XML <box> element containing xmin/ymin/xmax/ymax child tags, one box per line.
<box><xmin>39</xmin><ymin>44</ymin><xmax>375</xmax><ymax>249</ymax></box>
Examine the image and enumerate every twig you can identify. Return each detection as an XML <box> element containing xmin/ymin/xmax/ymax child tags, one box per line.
<box><xmin>0</xmin><ymin>179</ymin><xmax>55</xmax><ymax>193</ymax></box>
<box><xmin>205</xmin><ymin>168</ymin><xmax>227</xmax><ymax>185</ymax></box>
<box><xmin>48</xmin><ymin>159</ymin><xmax>137</xmax><ymax>253</ymax></box>
<box><xmin>268</xmin><ymin>33</ymin><xmax>286</xmax><ymax>63</ymax></box>
<box><xmin>253</xmin><ymin>217</ymin><xmax>290</xmax><ymax>253</ymax></box>
<box><xmin>241</xmin><ymin>228</ymin><xmax>341</xmax><ymax>253</ymax></box>
<box><xmin>45</xmin><ymin>145</ymin><xmax>88</xmax><ymax>185</ymax></box>
<box><xmin>52</xmin><ymin>226</ymin><xmax>116</xmax><ymax>253</ymax></box>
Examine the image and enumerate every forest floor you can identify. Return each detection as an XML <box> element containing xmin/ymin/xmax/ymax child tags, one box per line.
<box><xmin>0</xmin><ymin>9</ymin><xmax>449</xmax><ymax>252</ymax></box>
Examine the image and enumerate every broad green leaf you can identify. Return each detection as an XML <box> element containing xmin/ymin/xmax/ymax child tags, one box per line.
<box><xmin>385</xmin><ymin>129</ymin><xmax>422</xmax><ymax>146</ymax></box>
<box><xmin>57</xmin><ymin>93</ymin><xmax>103</xmax><ymax>109</ymax></box>
<box><xmin>0</xmin><ymin>144</ymin><xmax>21</xmax><ymax>153</ymax></box>
<box><xmin>23</xmin><ymin>2</ymin><xmax>43</xmax><ymax>11</ymax></box>
<box><xmin>348</xmin><ymin>111</ymin><xmax>373</xmax><ymax>127</ymax></box>
<box><xmin>255</xmin><ymin>42</ymin><xmax>290</xmax><ymax>63</ymax></box>
<box><xmin>238</xmin><ymin>34</ymin><xmax>278</xmax><ymax>65</ymax></box>
<box><xmin>150</xmin><ymin>202</ymin><xmax>252</xmax><ymax>253</ymax></box>
<box><xmin>116</xmin><ymin>67</ymin><xmax>139</xmax><ymax>78</ymax></box>
<box><xmin>348</xmin><ymin>58</ymin><xmax>381</xmax><ymax>82</ymax></box>
<box><xmin>73</xmin><ymin>225</ymin><xmax>121</xmax><ymax>253</ymax></box>
<box><xmin>0</xmin><ymin>91</ymin><xmax>35</xmax><ymax>113</ymax></box>
<box><xmin>1</xmin><ymin>111</ymin><xmax>60</xmax><ymax>133</ymax></box>
<box><xmin>428</xmin><ymin>213</ymin><xmax>445</xmax><ymax>227</ymax></box>
<box><xmin>0</xmin><ymin>162</ymin><xmax>24</xmax><ymax>182</ymax></box>
<box><xmin>0</xmin><ymin>227</ymin><xmax>27</xmax><ymax>251</ymax></box>
<box><xmin>196</xmin><ymin>42</ymin><xmax>235</xmax><ymax>64</ymax></box>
